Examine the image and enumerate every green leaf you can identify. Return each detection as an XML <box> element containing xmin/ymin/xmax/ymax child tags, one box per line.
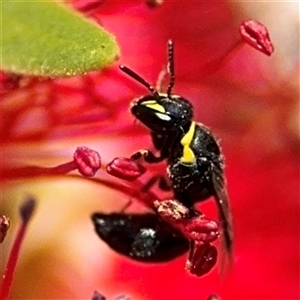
<box><xmin>1</xmin><ymin>1</ymin><xmax>120</xmax><ymax>77</ymax></box>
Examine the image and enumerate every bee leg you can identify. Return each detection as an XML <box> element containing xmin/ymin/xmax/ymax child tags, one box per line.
<box><xmin>119</xmin><ymin>176</ymin><xmax>170</xmax><ymax>213</ymax></box>
<box><xmin>131</xmin><ymin>149</ymin><xmax>165</xmax><ymax>163</ymax></box>
<box><xmin>119</xmin><ymin>198</ymin><xmax>134</xmax><ymax>213</ymax></box>
<box><xmin>119</xmin><ymin>176</ymin><xmax>161</xmax><ymax>213</ymax></box>
<box><xmin>141</xmin><ymin>175</ymin><xmax>171</xmax><ymax>192</ymax></box>
<box><xmin>158</xmin><ymin>176</ymin><xmax>171</xmax><ymax>191</ymax></box>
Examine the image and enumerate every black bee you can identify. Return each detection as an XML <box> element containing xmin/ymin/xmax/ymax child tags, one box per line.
<box><xmin>92</xmin><ymin>40</ymin><xmax>233</xmax><ymax>267</ymax></box>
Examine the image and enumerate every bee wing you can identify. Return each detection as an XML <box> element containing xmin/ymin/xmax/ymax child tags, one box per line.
<box><xmin>91</xmin><ymin>212</ymin><xmax>189</xmax><ymax>263</ymax></box>
<box><xmin>211</xmin><ymin>164</ymin><xmax>234</xmax><ymax>272</ymax></box>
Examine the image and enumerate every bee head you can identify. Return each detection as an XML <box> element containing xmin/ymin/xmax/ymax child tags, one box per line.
<box><xmin>120</xmin><ymin>40</ymin><xmax>193</xmax><ymax>134</ymax></box>
<box><xmin>130</xmin><ymin>94</ymin><xmax>193</xmax><ymax>134</ymax></box>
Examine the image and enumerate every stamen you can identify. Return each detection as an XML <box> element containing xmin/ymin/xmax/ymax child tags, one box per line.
<box><xmin>73</xmin><ymin>146</ymin><xmax>101</xmax><ymax>177</ymax></box>
<box><xmin>2</xmin><ymin>147</ymin><xmax>101</xmax><ymax>179</ymax></box>
<box><xmin>240</xmin><ymin>19</ymin><xmax>274</xmax><ymax>56</ymax></box>
<box><xmin>186</xmin><ymin>242</ymin><xmax>218</xmax><ymax>277</ymax></box>
<box><xmin>200</xmin><ymin>19</ymin><xmax>274</xmax><ymax>76</ymax></box>
<box><xmin>154</xmin><ymin>199</ymin><xmax>220</xmax><ymax>277</ymax></box>
<box><xmin>106</xmin><ymin>157</ymin><xmax>146</xmax><ymax>182</ymax></box>
<box><xmin>1</xmin><ymin>196</ymin><xmax>37</xmax><ymax>300</ymax></box>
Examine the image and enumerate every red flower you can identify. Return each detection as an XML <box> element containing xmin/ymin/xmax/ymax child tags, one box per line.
<box><xmin>1</xmin><ymin>1</ymin><xmax>298</xmax><ymax>300</ymax></box>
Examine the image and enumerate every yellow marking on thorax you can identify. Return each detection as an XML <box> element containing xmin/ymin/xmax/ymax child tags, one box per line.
<box><xmin>142</xmin><ymin>100</ymin><xmax>165</xmax><ymax>113</ymax></box>
<box><xmin>180</xmin><ymin>121</ymin><xmax>196</xmax><ymax>164</ymax></box>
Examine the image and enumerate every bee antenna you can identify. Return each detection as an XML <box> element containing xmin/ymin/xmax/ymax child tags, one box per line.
<box><xmin>166</xmin><ymin>39</ymin><xmax>175</xmax><ymax>97</ymax></box>
<box><xmin>119</xmin><ymin>65</ymin><xmax>160</xmax><ymax>100</ymax></box>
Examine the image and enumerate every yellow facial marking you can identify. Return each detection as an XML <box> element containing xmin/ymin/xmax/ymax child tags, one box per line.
<box><xmin>142</xmin><ymin>100</ymin><xmax>165</xmax><ymax>113</ymax></box>
<box><xmin>180</xmin><ymin>121</ymin><xmax>196</xmax><ymax>164</ymax></box>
